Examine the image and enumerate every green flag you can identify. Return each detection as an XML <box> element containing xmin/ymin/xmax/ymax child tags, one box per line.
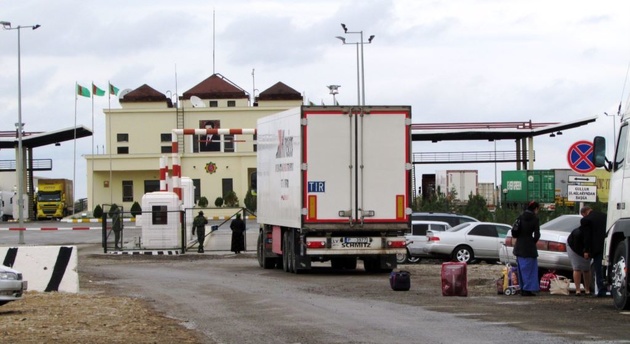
<box><xmin>92</xmin><ymin>83</ymin><xmax>105</xmax><ymax>97</ymax></box>
<box><xmin>77</xmin><ymin>84</ymin><xmax>91</xmax><ymax>97</ymax></box>
<box><xmin>109</xmin><ymin>82</ymin><xmax>119</xmax><ymax>96</ymax></box>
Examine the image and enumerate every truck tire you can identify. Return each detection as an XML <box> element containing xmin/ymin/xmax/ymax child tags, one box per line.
<box><xmin>282</xmin><ymin>231</ymin><xmax>290</xmax><ymax>272</ymax></box>
<box><xmin>258</xmin><ymin>232</ymin><xmax>275</xmax><ymax>269</ymax></box>
<box><xmin>612</xmin><ymin>241</ymin><xmax>630</xmax><ymax>310</ymax></box>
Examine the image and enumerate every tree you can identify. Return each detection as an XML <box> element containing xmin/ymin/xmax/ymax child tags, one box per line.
<box><xmin>198</xmin><ymin>196</ymin><xmax>209</xmax><ymax>208</ymax></box>
<box><xmin>130</xmin><ymin>202</ymin><xmax>142</xmax><ymax>218</ymax></box>
<box><xmin>244</xmin><ymin>188</ymin><xmax>256</xmax><ymax>213</ymax></box>
<box><xmin>214</xmin><ymin>197</ymin><xmax>224</xmax><ymax>208</ymax></box>
<box><xmin>224</xmin><ymin>190</ymin><xmax>239</xmax><ymax>207</ymax></box>
<box><xmin>462</xmin><ymin>193</ymin><xmax>492</xmax><ymax>221</ymax></box>
<box><xmin>93</xmin><ymin>204</ymin><xmax>103</xmax><ymax>219</ymax></box>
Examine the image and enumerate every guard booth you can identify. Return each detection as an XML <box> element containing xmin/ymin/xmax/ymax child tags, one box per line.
<box><xmin>141</xmin><ymin>191</ymin><xmax>182</xmax><ymax>250</ymax></box>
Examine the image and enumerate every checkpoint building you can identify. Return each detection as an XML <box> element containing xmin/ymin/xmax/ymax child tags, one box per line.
<box><xmin>86</xmin><ymin>73</ymin><xmax>303</xmax><ymax>211</ymax></box>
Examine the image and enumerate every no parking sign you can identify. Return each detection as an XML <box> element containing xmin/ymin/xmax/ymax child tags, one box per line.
<box><xmin>567</xmin><ymin>140</ymin><xmax>595</xmax><ymax>174</ymax></box>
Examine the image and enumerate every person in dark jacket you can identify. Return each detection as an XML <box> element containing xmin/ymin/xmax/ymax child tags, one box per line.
<box><xmin>230</xmin><ymin>213</ymin><xmax>246</xmax><ymax>254</ymax></box>
<box><xmin>580</xmin><ymin>206</ymin><xmax>607</xmax><ymax>297</ymax></box>
<box><xmin>112</xmin><ymin>207</ymin><xmax>123</xmax><ymax>250</ymax></box>
<box><xmin>192</xmin><ymin>211</ymin><xmax>208</xmax><ymax>253</ymax></box>
<box><xmin>513</xmin><ymin>201</ymin><xmax>541</xmax><ymax>296</ymax></box>
<box><xmin>567</xmin><ymin>224</ymin><xmax>592</xmax><ymax>296</ymax></box>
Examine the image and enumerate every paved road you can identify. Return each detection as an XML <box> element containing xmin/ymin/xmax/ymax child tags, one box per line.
<box><xmin>83</xmin><ymin>255</ymin><xmax>573</xmax><ymax>344</ymax></box>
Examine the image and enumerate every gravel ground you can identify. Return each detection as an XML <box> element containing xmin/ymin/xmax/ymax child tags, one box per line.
<box><xmin>0</xmin><ymin>251</ymin><xmax>626</xmax><ymax>343</ymax></box>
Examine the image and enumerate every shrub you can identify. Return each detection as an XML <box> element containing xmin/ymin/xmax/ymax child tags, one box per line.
<box><xmin>224</xmin><ymin>191</ymin><xmax>239</xmax><ymax>207</ymax></box>
<box><xmin>93</xmin><ymin>205</ymin><xmax>103</xmax><ymax>219</ymax></box>
<box><xmin>130</xmin><ymin>202</ymin><xmax>142</xmax><ymax>218</ymax></box>
<box><xmin>198</xmin><ymin>196</ymin><xmax>209</xmax><ymax>208</ymax></box>
<box><xmin>244</xmin><ymin>188</ymin><xmax>256</xmax><ymax>213</ymax></box>
<box><xmin>214</xmin><ymin>197</ymin><xmax>224</xmax><ymax>208</ymax></box>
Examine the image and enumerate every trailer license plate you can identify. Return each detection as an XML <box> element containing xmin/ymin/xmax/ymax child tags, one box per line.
<box><xmin>331</xmin><ymin>237</ymin><xmax>374</xmax><ymax>248</ymax></box>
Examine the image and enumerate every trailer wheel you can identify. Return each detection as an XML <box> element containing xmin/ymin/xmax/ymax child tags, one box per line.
<box><xmin>282</xmin><ymin>231</ymin><xmax>289</xmax><ymax>272</ymax></box>
<box><xmin>612</xmin><ymin>241</ymin><xmax>630</xmax><ymax>310</ymax></box>
<box><xmin>288</xmin><ymin>231</ymin><xmax>295</xmax><ymax>273</ymax></box>
<box><xmin>257</xmin><ymin>232</ymin><xmax>264</xmax><ymax>268</ymax></box>
<box><xmin>258</xmin><ymin>231</ymin><xmax>275</xmax><ymax>269</ymax></box>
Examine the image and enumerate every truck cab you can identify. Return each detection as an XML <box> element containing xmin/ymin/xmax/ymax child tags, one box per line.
<box><xmin>592</xmin><ymin>117</ymin><xmax>630</xmax><ymax>309</ymax></box>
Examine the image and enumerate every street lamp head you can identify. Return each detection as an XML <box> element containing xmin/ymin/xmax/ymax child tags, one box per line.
<box><xmin>341</xmin><ymin>23</ymin><xmax>347</xmax><ymax>33</ymax></box>
<box><xmin>368</xmin><ymin>35</ymin><xmax>375</xmax><ymax>43</ymax></box>
<box><xmin>32</xmin><ymin>24</ymin><xmax>40</xmax><ymax>30</ymax></box>
<box><xmin>0</xmin><ymin>21</ymin><xmax>11</xmax><ymax>29</ymax></box>
<box><xmin>335</xmin><ymin>36</ymin><xmax>346</xmax><ymax>44</ymax></box>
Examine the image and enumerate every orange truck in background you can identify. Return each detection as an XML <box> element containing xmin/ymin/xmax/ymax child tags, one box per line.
<box><xmin>36</xmin><ymin>179</ymin><xmax>73</xmax><ymax>220</ymax></box>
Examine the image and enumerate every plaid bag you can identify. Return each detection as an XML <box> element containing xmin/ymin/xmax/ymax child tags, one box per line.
<box><xmin>539</xmin><ymin>270</ymin><xmax>557</xmax><ymax>292</ymax></box>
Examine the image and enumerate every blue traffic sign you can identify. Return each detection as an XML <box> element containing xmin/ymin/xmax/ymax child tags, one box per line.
<box><xmin>567</xmin><ymin>141</ymin><xmax>595</xmax><ymax>174</ymax></box>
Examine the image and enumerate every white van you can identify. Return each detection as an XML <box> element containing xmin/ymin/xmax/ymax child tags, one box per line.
<box><xmin>397</xmin><ymin>220</ymin><xmax>452</xmax><ymax>264</ymax></box>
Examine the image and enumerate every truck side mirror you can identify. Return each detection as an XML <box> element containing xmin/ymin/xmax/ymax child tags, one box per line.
<box><xmin>592</xmin><ymin>136</ymin><xmax>607</xmax><ymax>168</ymax></box>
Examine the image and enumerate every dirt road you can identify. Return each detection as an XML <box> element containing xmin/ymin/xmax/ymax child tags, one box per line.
<box><xmin>2</xmin><ymin>247</ymin><xmax>629</xmax><ymax>343</ymax></box>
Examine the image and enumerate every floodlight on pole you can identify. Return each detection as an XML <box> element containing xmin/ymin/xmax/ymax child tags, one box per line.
<box><xmin>335</xmin><ymin>23</ymin><xmax>374</xmax><ymax>106</ymax></box>
<box><xmin>2</xmin><ymin>21</ymin><xmax>41</xmax><ymax>244</ymax></box>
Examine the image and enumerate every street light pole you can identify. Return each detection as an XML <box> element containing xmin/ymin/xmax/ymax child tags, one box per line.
<box><xmin>1</xmin><ymin>21</ymin><xmax>41</xmax><ymax>244</ymax></box>
<box><xmin>336</xmin><ymin>24</ymin><xmax>375</xmax><ymax>106</ymax></box>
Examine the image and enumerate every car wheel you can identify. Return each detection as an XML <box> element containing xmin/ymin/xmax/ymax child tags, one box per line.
<box><xmin>452</xmin><ymin>245</ymin><xmax>473</xmax><ymax>263</ymax></box>
<box><xmin>612</xmin><ymin>241</ymin><xmax>629</xmax><ymax>310</ymax></box>
<box><xmin>407</xmin><ymin>256</ymin><xmax>421</xmax><ymax>264</ymax></box>
<box><xmin>396</xmin><ymin>252</ymin><xmax>408</xmax><ymax>264</ymax></box>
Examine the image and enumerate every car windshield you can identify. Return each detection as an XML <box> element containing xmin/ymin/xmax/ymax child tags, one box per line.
<box><xmin>447</xmin><ymin>223</ymin><xmax>471</xmax><ymax>232</ymax></box>
<box><xmin>540</xmin><ymin>215</ymin><xmax>582</xmax><ymax>233</ymax></box>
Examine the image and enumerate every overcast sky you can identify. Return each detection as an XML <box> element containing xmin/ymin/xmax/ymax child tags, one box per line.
<box><xmin>1</xmin><ymin>0</ymin><xmax>629</xmax><ymax>200</ymax></box>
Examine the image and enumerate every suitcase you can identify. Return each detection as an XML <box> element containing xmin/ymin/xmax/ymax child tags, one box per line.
<box><xmin>441</xmin><ymin>262</ymin><xmax>468</xmax><ymax>296</ymax></box>
<box><xmin>389</xmin><ymin>270</ymin><xmax>411</xmax><ymax>291</ymax></box>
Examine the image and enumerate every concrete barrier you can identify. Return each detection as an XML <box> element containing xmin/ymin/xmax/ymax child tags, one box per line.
<box><xmin>0</xmin><ymin>246</ymin><xmax>79</xmax><ymax>293</ymax></box>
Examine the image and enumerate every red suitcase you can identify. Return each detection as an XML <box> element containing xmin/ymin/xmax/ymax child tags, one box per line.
<box><xmin>441</xmin><ymin>262</ymin><xmax>468</xmax><ymax>296</ymax></box>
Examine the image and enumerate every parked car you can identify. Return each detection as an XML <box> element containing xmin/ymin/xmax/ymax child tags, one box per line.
<box><xmin>423</xmin><ymin>222</ymin><xmax>511</xmax><ymax>263</ymax></box>
<box><xmin>0</xmin><ymin>265</ymin><xmax>27</xmax><ymax>306</ymax></box>
<box><xmin>411</xmin><ymin>212</ymin><xmax>479</xmax><ymax>227</ymax></box>
<box><xmin>397</xmin><ymin>220</ymin><xmax>452</xmax><ymax>264</ymax></box>
<box><xmin>499</xmin><ymin>214</ymin><xmax>581</xmax><ymax>273</ymax></box>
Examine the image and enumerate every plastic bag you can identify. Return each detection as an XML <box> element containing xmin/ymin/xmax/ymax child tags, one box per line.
<box><xmin>549</xmin><ymin>276</ymin><xmax>570</xmax><ymax>295</ymax></box>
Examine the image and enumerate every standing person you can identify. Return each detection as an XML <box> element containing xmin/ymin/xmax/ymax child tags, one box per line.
<box><xmin>580</xmin><ymin>206</ymin><xmax>607</xmax><ymax>297</ymax></box>
<box><xmin>230</xmin><ymin>213</ymin><xmax>246</xmax><ymax>254</ymax></box>
<box><xmin>513</xmin><ymin>201</ymin><xmax>541</xmax><ymax>296</ymax></box>
<box><xmin>567</xmin><ymin>224</ymin><xmax>592</xmax><ymax>296</ymax></box>
<box><xmin>192</xmin><ymin>211</ymin><xmax>208</xmax><ymax>253</ymax></box>
<box><xmin>112</xmin><ymin>207</ymin><xmax>123</xmax><ymax>250</ymax></box>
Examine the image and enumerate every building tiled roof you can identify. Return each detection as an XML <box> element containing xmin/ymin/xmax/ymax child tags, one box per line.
<box><xmin>183</xmin><ymin>74</ymin><xmax>248</xmax><ymax>100</ymax></box>
<box><xmin>120</xmin><ymin>84</ymin><xmax>172</xmax><ymax>106</ymax></box>
<box><xmin>257</xmin><ymin>82</ymin><xmax>302</xmax><ymax>101</ymax></box>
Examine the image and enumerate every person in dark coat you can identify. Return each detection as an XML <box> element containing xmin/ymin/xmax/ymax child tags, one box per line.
<box><xmin>192</xmin><ymin>211</ymin><xmax>208</xmax><ymax>253</ymax></box>
<box><xmin>230</xmin><ymin>213</ymin><xmax>246</xmax><ymax>254</ymax></box>
<box><xmin>513</xmin><ymin>201</ymin><xmax>541</xmax><ymax>296</ymax></box>
<box><xmin>567</xmin><ymin>224</ymin><xmax>592</xmax><ymax>296</ymax></box>
<box><xmin>112</xmin><ymin>207</ymin><xmax>123</xmax><ymax>250</ymax></box>
<box><xmin>580</xmin><ymin>206</ymin><xmax>608</xmax><ymax>297</ymax></box>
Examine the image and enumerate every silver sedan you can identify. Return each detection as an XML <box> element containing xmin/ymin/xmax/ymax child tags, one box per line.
<box><xmin>424</xmin><ymin>222</ymin><xmax>511</xmax><ymax>263</ymax></box>
<box><xmin>499</xmin><ymin>214</ymin><xmax>581</xmax><ymax>272</ymax></box>
<box><xmin>0</xmin><ymin>265</ymin><xmax>27</xmax><ymax>306</ymax></box>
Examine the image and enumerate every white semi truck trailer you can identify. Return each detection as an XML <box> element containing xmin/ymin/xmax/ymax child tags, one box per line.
<box><xmin>256</xmin><ymin>106</ymin><xmax>411</xmax><ymax>273</ymax></box>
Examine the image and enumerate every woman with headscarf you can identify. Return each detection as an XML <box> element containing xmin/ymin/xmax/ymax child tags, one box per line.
<box><xmin>513</xmin><ymin>201</ymin><xmax>541</xmax><ymax>296</ymax></box>
<box><xmin>230</xmin><ymin>213</ymin><xmax>246</xmax><ymax>254</ymax></box>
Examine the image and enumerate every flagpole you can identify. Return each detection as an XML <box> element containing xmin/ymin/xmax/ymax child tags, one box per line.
<box><xmin>91</xmin><ymin>82</ymin><xmax>95</xmax><ymax>211</ymax></box>
<box><xmin>108</xmin><ymin>81</ymin><xmax>112</xmax><ymax>205</ymax></box>
<box><xmin>73</xmin><ymin>83</ymin><xmax>77</xmax><ymax>216</ymax></box>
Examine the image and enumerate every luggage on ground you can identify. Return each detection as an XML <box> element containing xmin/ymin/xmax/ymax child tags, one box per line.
<box><xmin>539</xmin><ymin>270</ymin><xmax>557</xmax><ymax>292</ymax></box>
<box><xmin>389</xmin><ymin>270</ymin><xmax>411</xmax><ymax>291</ymax></box>
<box><xmin>497</xmin><ymin>264</ymin><xmax>520</xmax><ymax>295</ymax></box>
<box><xmin>441</xmin><ymin>262</ymin><xmax>467</xmax><ymax>296</ymax></box>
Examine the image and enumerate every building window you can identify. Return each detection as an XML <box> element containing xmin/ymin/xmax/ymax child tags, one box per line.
<box><xmin>160</xmin><ymin>133</ymin><xmax>171</xmax><ymax>142</ymax></box>
<box><xmin>117</xmin><ymin>147</ymin><xmax>129</xmax><ymax>154</ymax></box>
<box><xmin>151</xmin><ymin>205</ymin><xmax>168</xmax><ymax>225</ymax></box>
<box><xmin>193</xmin><ymin>179</ymin><xmax>201</xmax><ymax>204</ymax></box>
<box><xmin>227</xmin><ymin>100</ymin><xmax>236</xmax><ymax>107</ymax></box>
<box><xmin>161</xmin><ymin>146</ymin><xmax>172</xmax><ymax>153</ymax></box>
<box><xmin>117</xmin><ymin>133</ymin><xmax>129</xmax><ymax>142</ymax></box>
<box><xmin>209</xmin><ymin>100</ymin><xmax>218</xmax><ymax>107</ymax></box>
<box><xmin>144</xmin><ymin>180</ymin><xmax>160</xmax><ymax>193</ymax></box>
<box><xmin>122</xmin><ymin>180</ymin><xmax>133</xmax><ymax>202</ymax></box>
